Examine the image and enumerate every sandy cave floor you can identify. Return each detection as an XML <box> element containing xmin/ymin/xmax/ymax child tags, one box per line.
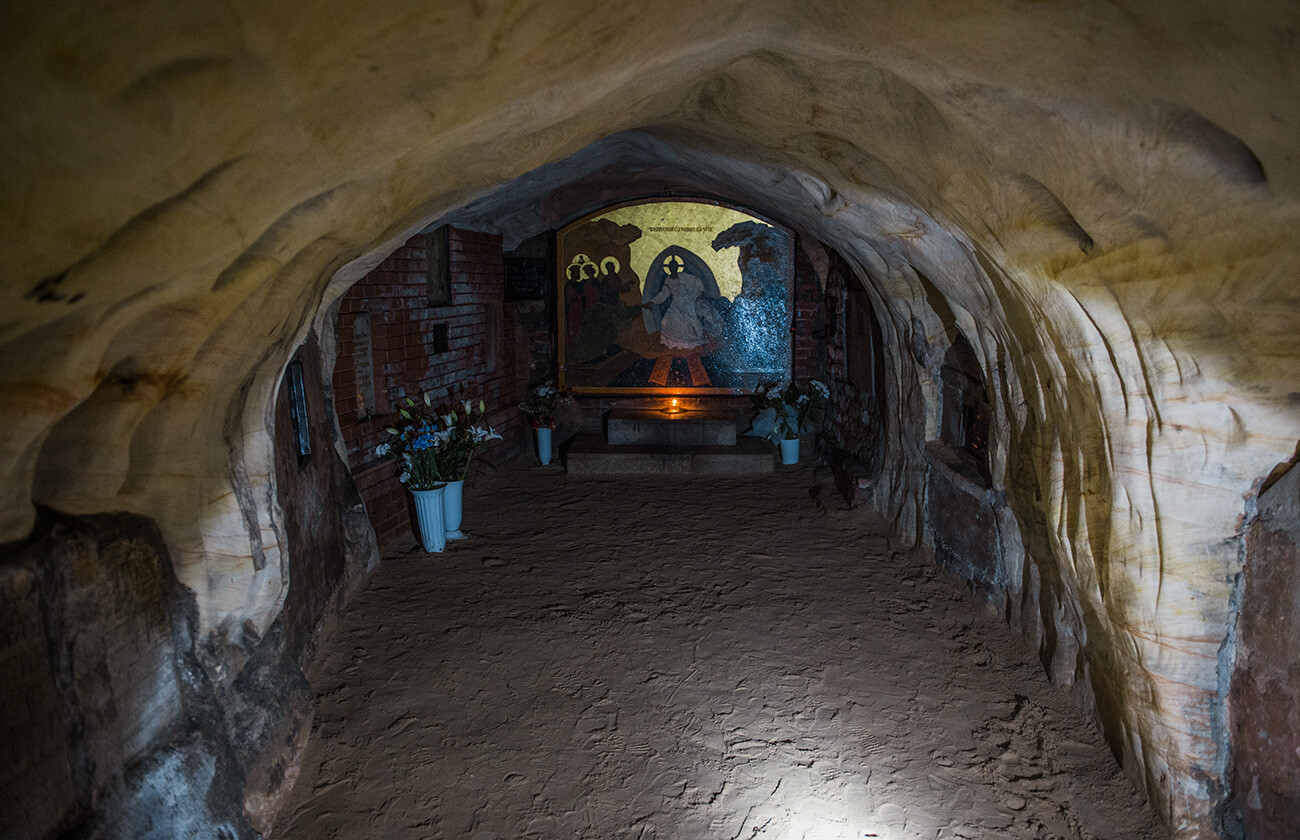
<box><xmin>277</xmin><ymin>459</ymin><xmax>1167</xmax><ymax>840</ymax></box>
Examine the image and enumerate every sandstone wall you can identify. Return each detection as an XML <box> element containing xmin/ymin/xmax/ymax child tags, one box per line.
<box><xmin>2</xmin><ymin>2</ymin><xmax>1297</xmax><ymax>836</ymax></box>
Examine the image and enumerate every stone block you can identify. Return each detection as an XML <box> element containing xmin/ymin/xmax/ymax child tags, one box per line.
<box><xmin>925</xmin><ymin>447</ymin><xmax>1000</xmax><ymax>600</ymax></box>
<box><xmin>566</xmin><ymin>434</ymin><xmax>773</xmax><ymax>475</ymax></box>
<box><xmin>827</xmin><ymin>447</ymin><xmax>875</xmax><ymax>508</ymax></box>
<box><xmin>606</xmin><ymin>407</ymin><xmax>739</xmax><ymax>446</ymax></box>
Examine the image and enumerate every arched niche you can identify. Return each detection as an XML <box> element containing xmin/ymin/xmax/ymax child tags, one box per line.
<box><xmin>938</xmin><ymin>331</ymin><xmax>992</xmax><ymax>486</ymax></box>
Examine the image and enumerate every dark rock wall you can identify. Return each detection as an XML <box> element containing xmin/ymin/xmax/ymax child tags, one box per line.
<box><xmin>0</xmin><ymin>511</ymin><xmax>190</xmax><ymax>838</ymax></box>
<box><xmin>274</xmin><ymin>332</ymin><xmax>370</xmax><ymax>665</ymax></box>
<box><xmin>925</xmin><ymin>455</ymin><xmax>1002</xmax><ymax>600</ymax></box>
<box><xmin>0</xmin><ymin>511</ymin><xmax>314</xmax><ymax>840</ymax></box>
<box><xmin>0</xmin><ymin>563</ymin><xmax>76</xmax><ymax>839</ymax></box>
<box><xmin>1228</xmin><ymin>460</ymin><xmax>1300</xmax><ymax>839</ymax></box>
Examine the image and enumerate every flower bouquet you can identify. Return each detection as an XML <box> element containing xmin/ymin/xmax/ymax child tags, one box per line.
<box><xmin>519</xmin><ymin>381</ymin><xmax>576</xmax><ymax>467</ymax></box>
<box><xmin>751</xmin><ymin>379</ymin><xmax>829</xmax><ymax>441</ymax></box>
<box><xmin>374</xmin><ymin>393</ymin><xmax>503</xmax><ymax>550</ymax></box>
<box><xmin>374</xmin><ymin>393</ymin><xmax>502</xmax><ymax>486</ymax></box>
<box><xmin>518</xmin><ymin>381</ymin><xmax>575</xmax><ymax>430</ymax></box>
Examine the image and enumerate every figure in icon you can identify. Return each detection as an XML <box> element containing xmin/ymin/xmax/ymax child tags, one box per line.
<box><xmin>641</xmin><ymin>247</ymin><xmax>726</xmax><ymax>351</ymax></box>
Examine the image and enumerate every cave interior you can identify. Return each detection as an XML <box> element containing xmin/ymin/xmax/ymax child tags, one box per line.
<box><xmin>1</xmin><ymin>3</ymin><xmax>1298</xmax><ymax>839</ymax></box>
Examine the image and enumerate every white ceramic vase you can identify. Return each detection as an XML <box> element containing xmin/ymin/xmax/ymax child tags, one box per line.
<box><xmin>443</xmin><ymin>478</ymin><xmax>465</xmax><ymax>540</ymax></box>
<box><xmin>536</xmin><ymin>426</ymin><xmax>553</xmax><ymax>466</ymax></box>
<box><xmin>410</xmin><ymin>485</ymin><xmax>447</xmax><ymax>552</ymax></box>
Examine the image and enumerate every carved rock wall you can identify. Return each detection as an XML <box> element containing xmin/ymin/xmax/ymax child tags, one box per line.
<box><xmin>0</xmin><ymin>511</ymin><xmax>308</xmax><ymax>840</ymax></box>
<box><xmin>1229</xmin><ymin>463</ymin><xmax>1300</xmax><ymax>837</ymax></box>
<box><xmin>273</xmin><ymin>332</ymin><xmax>373</xmax><ymax>666</ymax></box>
<box><xmin>2</xmin><ymin>2</ymin><xmax>1298</xmax><ymax>836</ymax></box>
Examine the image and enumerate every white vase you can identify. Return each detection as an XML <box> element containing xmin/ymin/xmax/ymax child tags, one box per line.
<box><xmin>779</xmin><ymin>437</ymin><xmax>800</xmax><ymax>465</ymax></box>
<box><xmin>443</xmin><ymin>478</ymin><xmax>465</xmax><ymax>540</ymax></box>
<box><xmin>410</xmin><ymin>485</ymin><xmax>447</xmax><ymax>552</ymax></box>
<box><xmin>536</xmin><ymin>426</ymin><xmax>553</xmax><ymax>466</ymax></box>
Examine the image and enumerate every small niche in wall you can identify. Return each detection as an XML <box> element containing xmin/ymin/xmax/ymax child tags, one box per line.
<box><xmin>846</xmin><ymin>283</ymin><xmax>885</xmax><ymax>401</ymax></box>
<box><xmin>431</xmin><ymin>322</ymin><xmax>449</xmax><ymax>354</ymax></box>
<box><xmin>939</xmin><ymin>332</ymin><xmax>992</xmax><ymax>484</ymax></box>
<box><xmin>484</xmin><ymin>303</ymin><xmax>500</xmax><ymax>373</ymax></box>
<box><xmin>286</xmin><ymin>359</ymin><xmax>311</xmax><ymax>458</ymax></box>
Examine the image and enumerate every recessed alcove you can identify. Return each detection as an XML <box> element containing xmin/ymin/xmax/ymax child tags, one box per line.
<box><xmin>935</xmin><ymin>333</ymin><xmax>992</xmax><ymax>487</ymax></box>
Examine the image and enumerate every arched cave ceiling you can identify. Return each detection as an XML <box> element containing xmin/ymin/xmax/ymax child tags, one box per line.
<box><xmin>1</xmin><ymin>2</ymin><xmax>1298</xmax><ymax>837</ymax></box>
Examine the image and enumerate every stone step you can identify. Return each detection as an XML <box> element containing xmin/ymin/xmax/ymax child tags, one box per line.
<box><xmin>605</xmin><ymin>407</ymin><xmax>738</xmax><ymax>446</ymax></box>
<box><xmin>565</xmin><ymin>434</ymin><xmax>773</xmax><ymax>475</ymax></box>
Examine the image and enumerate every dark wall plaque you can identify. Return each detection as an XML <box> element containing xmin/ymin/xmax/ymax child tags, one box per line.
<box><xmin>353</xmin><ymin>311</ymin><xmax>377</xmax><ymax>418</ymax></box>
<box><xmin>504</xmin><ymin>256</ymin><xmax>550</xmax><ymax>301</ymax></box>
<box><xmin>426</xmin><ymin>225</ymin><xmax>451</xmax><ymax>306</ymax></box>
<box><xmin>285</xmin><ymin>359</ymin><xmax>311</xmax><ymax>457</ymax></box>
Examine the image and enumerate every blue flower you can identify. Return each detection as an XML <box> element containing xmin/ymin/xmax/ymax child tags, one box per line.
<box><xmin>411</xmin><ymin>432</ymin><xmax>438</xmax><ymax>451</ymax></box>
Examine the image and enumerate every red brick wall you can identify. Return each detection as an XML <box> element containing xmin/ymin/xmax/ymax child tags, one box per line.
<box><xmin>333</xmin><ymin>228</ymin><xmax>524</xmax><ymax>548</ymax></box>
<box><xmin>792</xmin><ymin>238</ymin><xmax>826</xmax><ymax>385</ymax></box>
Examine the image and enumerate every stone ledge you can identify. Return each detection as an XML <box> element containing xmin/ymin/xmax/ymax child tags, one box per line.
<box><xmin>826</xmin><ymin>447</ymin><xmax>875</xmax><ymax>508</ymax></box>
<box><xmin>606</xmin><ymin>407</ymin><xmax>740</xmax><ymax>446</ymax></box>
<box><xmin>564</xmin><ymin>434</ymin><xmax>773</xmax><ymax>475</ymax></box>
